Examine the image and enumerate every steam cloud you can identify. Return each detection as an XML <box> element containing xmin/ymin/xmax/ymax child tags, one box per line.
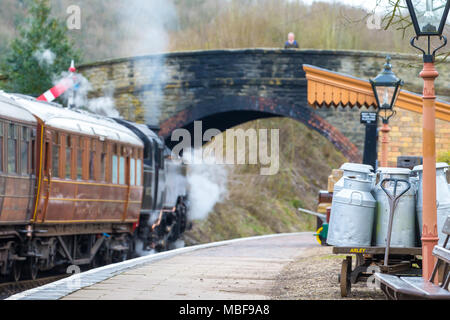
<box><xmin>171</xmin><ymin>240</ymin><xmax>185</xmax><ymax>250</ymax></box>
<box><xmin>115</xmin><ymin>0</ymin><xmax>177</xmax><ymax>126</ymax></box>
<box><xmin>53</xmin><ymin>71</ymin><xmax>120</xmax><ymax>118</ymax></box>
<box><xmin>55</xmin><ymin>2</ymin><xmax>227</xmax><ymax>226</ymax></box>
<box><xmin>34</xmin><ymin>46</ymin><xmax>56</xmax><ymax>66</ymax></box>
<box><xmin>115</xmin><ymin>0</ymin><xmax>176</xmax><ymax>57</ymax></box>
<box><xmin>134</xmin><ymin>239</ymin><xmax>156</xmax><ymax>257</ymax></box>
<box><xmin>185</xmin><ymin>150</ymin><xmax>229</xmax><ymax>221</ymax></box>
<box><xmin>50</xmin><ymin>1</ymin><xmax>177</xmax><ymax>121</ymax></box>
<box><xmin>86</xmin><ymin>85</ymin><xmax>120</xmax><ymax>118</ymax></box>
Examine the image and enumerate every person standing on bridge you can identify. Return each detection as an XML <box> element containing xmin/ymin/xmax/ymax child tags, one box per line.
<box><xmin>284</xmin><ymin>32</ymin><xmax>299</xmax><ymax>49</ymax></box>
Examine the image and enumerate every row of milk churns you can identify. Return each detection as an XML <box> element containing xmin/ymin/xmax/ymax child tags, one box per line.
<box><xmin>327</xmin><ymin>162</ymin><xmax>450</xmax><ymax>248</ymax></box>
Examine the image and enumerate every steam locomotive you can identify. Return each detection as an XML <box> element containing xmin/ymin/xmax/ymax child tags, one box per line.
<box><xmin>0</xmin><ymin>91</ymin><xmax>189</xmax><ymax>281</ymax></box>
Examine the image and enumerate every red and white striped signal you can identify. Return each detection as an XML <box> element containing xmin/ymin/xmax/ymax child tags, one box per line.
<box><xmin>37</xmin><ymin>60</ymin><xmax>78</xmax><ymax>103</ymax></box>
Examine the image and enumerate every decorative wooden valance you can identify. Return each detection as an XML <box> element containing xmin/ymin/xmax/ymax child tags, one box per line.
<box><xmin>303</xmin><ymin>64</ymin><xmax>450</xmax><ymax>122</ymax></box>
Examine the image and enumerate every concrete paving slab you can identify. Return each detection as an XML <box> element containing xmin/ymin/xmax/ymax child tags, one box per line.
<box><xmin>63</xmin><ymin>232</ymin><xmax>317</xmax><ymax>300</ymax></box>
<box><xmin>7</xmin><ymin>232</ymin><xmax>318</xmax><ymax>300</ymax></box>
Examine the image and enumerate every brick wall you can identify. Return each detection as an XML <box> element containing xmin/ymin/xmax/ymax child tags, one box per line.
<box><xmin>387</xmin><ymin>108</ymin><xmax>450</xmax><ymax>166</ymax></box>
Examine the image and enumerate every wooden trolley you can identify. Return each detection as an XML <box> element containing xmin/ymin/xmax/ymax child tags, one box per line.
<box><xmin>334</xmin><ymin>246</ymin><xmax>422</xmax><ymax>297</ymax></box>
<box><xmin>330</xmin><ymin>178</ymin><xmax>424</xmax><ymax>297</ymax></box>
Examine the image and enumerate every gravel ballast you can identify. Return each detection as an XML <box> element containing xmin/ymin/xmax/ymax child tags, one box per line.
<box><xmin>271</xmin><ymin>246</ymin><xmax>386</xmax><ymax>300</ymax></box>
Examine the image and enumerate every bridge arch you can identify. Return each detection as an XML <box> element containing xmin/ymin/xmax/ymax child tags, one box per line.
<box><xmin>159</xmin><ymin>95</ymin><xmax>361</xmax><ymax>162</ymax></box>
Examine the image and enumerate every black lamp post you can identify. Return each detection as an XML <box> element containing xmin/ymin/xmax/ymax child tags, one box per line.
<box><xmin>405</xmin><ymin>0</ymin><xmax>450</xmax><ymax>280</ymax></box>
<box><xmin>369</xmin><ymin>56</ymin><xmax>404</xmax><ymax>167</ymax></box>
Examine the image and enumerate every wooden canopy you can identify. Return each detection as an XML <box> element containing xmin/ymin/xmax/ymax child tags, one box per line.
<box><xmin>303</xmin><ymin>64</ymin><xmax>450</xmax><ymax>122</ymax></box>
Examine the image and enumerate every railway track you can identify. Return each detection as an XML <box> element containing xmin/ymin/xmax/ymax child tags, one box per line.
<box><xmin>0</xmin><ymin>274</ymin><xmax>69</xmax><ymax>300</ymax></box>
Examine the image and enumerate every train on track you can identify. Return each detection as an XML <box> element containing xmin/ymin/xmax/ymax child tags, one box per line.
<box><xmin>0</xmin><ymin>91</ymin><xmax>189</xmax><ymax>282</ymax></box>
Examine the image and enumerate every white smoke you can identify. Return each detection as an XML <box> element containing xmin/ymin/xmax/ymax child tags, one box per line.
<box><xmin>86</xmin><ymin>85</ymin><xmax>120</xmax><ymax>118</ymax></box>
<box><xmin>171</xmin><ymin>240</ymin><xmax>185</xmax><ymax>250</ymax></box>
<box><xmin>64</xmin><ymin>71</ymin><xmax>91</xmax><ymax>107</ymax></box>
<box><xmin>52</xmin><ymin>71</ymin><xmax>121</xmax><ymax>118</ymax></box>
<box><xmin>115</xmin><ymin>0</ymin><xmax>176</xmax><ymax>57</ymax></box>
<box><xmin>141</xmin><ymin>61</ymin><xmax>167</xmax><ymax>126</ymax></box>
<box><xmin>115</xmin><ymin>0</ymin><xmax>177</xmax><ymax>126</ymax></box>
<box><xmin>34</xmin><ymin>47</ymin><xmax>56</xmax><ymax>67</ymax></box>
<box><xmin>185</xmin><ymin>150</ymin><xmax>229</xmax><ymax>221</ymax></box>
<box><xmin>87</xmin><ymin>96</ymin><xmax>119</xmax><ymax>118</ymax></box>
<box><xmin>50</xmin><ymin>2</ymin><xmax>177</xmax><ymax>121</ymax></box>
<box><xmin>134</xmin><ymin>239</ymin><xmax>156</xmax><ymax>257</ymax></box>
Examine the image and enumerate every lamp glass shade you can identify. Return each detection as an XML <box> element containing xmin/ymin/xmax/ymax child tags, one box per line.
<box><xmin>407</xmin><ymin>0</ymin><xmax>450</xmax><ymax>36</ymax></box>
<box><xmin>370</xmin><ymin>57</ymin><xmax>404</xmax><ymax>111</ymax></box>
<box><xmin>375</xmin><ymin>86</ymin><xmax>398</xmax><ymax>110</ymax></box>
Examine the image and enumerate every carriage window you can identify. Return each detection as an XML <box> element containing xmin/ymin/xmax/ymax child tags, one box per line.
<box><xmin>89</xmin><ymin>139</ymin><xmax>95</xmax><ymax>181</ymax></box>
<box><xmin>77</xmin><ymin>137</ymin><xmax>83</xmax><ymax>180</ymax></box>
<box><xmin>100</xmin><ymin>142</ymin><xmax>106</xmax><ymax>182</ymax></box>
<box><xmin>112</xmin><ymin>155</ymin><xmax>118</xmax><ymax>184</ymax></box>
<box><xmin>52</xmin><ymin>132</ymin><xmax>60</xmax><ymax>178</ymax></box>
<box><xmin>119</xmin><ymin>156</ymin><xmax>125</xmax><ymax>185</ymax></box>
<box><xmin>66</xmin><ymin>136</ymin><xmax>72</xmax><ymax>179</ymax></box>
<box><xmin>130</xmin><ymin>158</ymin><xmax>136</xmax><ymax>186</ymax></box>
<box><xmin>21</xmin><ymin>127</ymin><xmax>30</xmax><ymax>174</ymax></box>
<box><xmin>0</xmin><ymin>122</ymin><xmax>3</xmax><ymax>172</ymax></box>
<box><xmin>44</xmin><ymin>142</ymin><xmax>50</xmax><ymax>175</ymax></box>
<box><xmin>136</xmin><ymin>159</ymin><xmax>142</xmax><ymax>186</ymax></box>
<box><xmin>7</xmin><ymin>124</ymin><xmax>17</xmax><ymax>173</ymax></box>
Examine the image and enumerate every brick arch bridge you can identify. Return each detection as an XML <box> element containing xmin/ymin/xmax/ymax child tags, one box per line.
<box><xmin>79</xmin><ymin>49</ymin><xmax>450</xmax><ymax>165</ymax></box>
<box><xmin>158</xmin><ymin>95</ymin><xmax>361</xmax><ymax>162</ymax></box>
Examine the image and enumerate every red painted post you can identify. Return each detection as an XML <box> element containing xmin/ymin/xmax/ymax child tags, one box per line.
<box><xmin>419</xmin><ymin>62</ymin><xmax>439</xmax><ymax>281</ymax></box>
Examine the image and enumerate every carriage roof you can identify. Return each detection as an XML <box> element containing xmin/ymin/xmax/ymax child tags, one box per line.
<box><xmin>0</xmin><ymin>93</ymin><xmax>38</xmax><ymax>124</ymax></box>
<box><xmin>1</xmin><ymin>92</ymin><xmax>143</xmax><ymax>147</ymax></box>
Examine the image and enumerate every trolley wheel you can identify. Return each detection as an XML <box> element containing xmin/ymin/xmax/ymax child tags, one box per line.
<box><xmin>340</xmin><ymin>257</ymin><xmax>352</xmax><ymax>297</ymax></box>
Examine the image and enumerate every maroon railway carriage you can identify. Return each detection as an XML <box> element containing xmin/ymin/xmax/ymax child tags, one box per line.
<box><xmin>0</xmin><ymin>93</ymin><xmax>144</xmax><ymax>280</ymax></box>
<box><xmin>0</xmin><ymin>95</ymin><xmax>37</xmax><ymax>280</ymax></box>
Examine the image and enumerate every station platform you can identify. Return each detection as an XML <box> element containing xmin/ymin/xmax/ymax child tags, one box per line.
<box><xmin>8</xmin><ymin>232</ymin><xmax>317</xmax><ymax>300</ymax></box>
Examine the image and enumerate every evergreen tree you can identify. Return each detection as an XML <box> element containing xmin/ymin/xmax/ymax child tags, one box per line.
<box><xmin>0</xmin><ymin>0</ymin><xmax>81</xmax><ymax>96</ymax></box>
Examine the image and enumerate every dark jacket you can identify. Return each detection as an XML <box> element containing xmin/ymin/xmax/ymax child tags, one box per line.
<box><xmin>284</xmin><ymin>40</ymin><xmax>299</xmax><ymax>49</ymax></box>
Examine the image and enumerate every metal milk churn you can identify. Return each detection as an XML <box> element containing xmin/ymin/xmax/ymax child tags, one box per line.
<box><xmin>413</xmin><ymin>163</ymin><xmax>450</xmax><ymax>245</ymax></box>
<box><xmin>333</xmin><ymin>163</ymin><xmax>374</xmax><ymax>195</ymax></box>
<box><xmin>327</xmin><ymin>177</ymin><xmax>376</xmax><ymax>247</ymax></box>
<box><xmin>375</xmin><ymin>168</ymin><xmax>416</xmax><ymax>247</ymax></box>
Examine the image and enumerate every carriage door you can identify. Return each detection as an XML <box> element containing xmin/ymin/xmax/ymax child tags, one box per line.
<box><xmin>0</xmin><ymin>122</ymin><xmax>4</xmax><ymax>216</ymax></box>
<box><xmin>40</xmin><ymin>130</ymin><xmax>52</xmax><ymax>222</ymax></box>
